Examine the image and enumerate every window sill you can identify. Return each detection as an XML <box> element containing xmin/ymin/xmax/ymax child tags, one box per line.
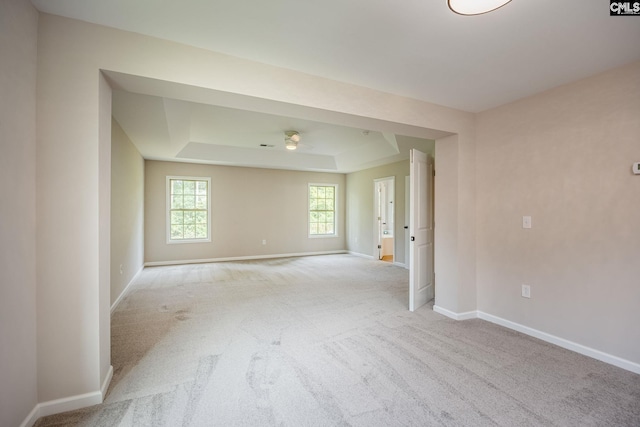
<box><xmin>166</xmin><ymin>238</ymin><xmax>211</xmax><ymax>245</ymax></box>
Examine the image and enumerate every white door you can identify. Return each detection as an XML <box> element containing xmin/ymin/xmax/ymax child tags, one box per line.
<box><xmin>373</xmin><ymin>177</ymin><xmax>395</xmax><ymax>261</ymax></box>
<box><xmin>409</xmin><ymin>149</ymin><xmax>434</xmax><ymax>311</ymax></box>
<box><xmin>375</xmin><ymin>181</ymin><xmax>383</xmax><ymax>260</ymax></box>
<box><xmin>404</xmin><ymin>175</ymin><xmax>410</xmax><ymax>269</ymax></box>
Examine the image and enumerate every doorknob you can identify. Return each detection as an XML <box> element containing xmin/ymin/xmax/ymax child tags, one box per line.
<box><xmin>411</xmin><ymin>236</ymin><xmax>415</xmax><ymax>241</ymax></box>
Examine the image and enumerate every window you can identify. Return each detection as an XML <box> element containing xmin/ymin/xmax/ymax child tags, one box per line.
<box><xmin>167</xmin><ymin>176</ymin><xmax>211</xmax><ymax>243</ymax></box>
<box><xmin>309</xmin><ymin>184</ymin><xmax>337</xmax><ymax>237</ymax></box>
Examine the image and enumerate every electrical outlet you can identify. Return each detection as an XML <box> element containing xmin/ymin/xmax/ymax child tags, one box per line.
<box><xmin>119</xmin><ymin>264</ymin><xmax>123</xmax><ymax>275</ymax></box>
<box><xmin>521</xmin><ymin>284</ymin><xmax>531</xmax><ymax>298</ymax></box>
<box><xmin>522</xmin><ymin>216</ymin><xmax>532</xmax><ymax>229</ymax></box>
<box><xmin>262</xmin><ymin>239</ymin><xmax>267</xmax><ymax>245</ymax></box>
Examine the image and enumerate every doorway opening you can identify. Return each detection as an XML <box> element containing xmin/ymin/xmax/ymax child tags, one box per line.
<box><xmin>373</xmin><ymin>176</ymin><xmax>395</xmax><ymax>263</ymax></box>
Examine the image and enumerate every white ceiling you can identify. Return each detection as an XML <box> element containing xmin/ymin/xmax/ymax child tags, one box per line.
<box><xmin>111</xmin><ymin>90</ymin><xmax>436</xmax><ymax>173</ymax></box>
<box><xmin>31</xmin><ymin>0</ymin><xmax>640</xmax><ymax>172</ymax></box>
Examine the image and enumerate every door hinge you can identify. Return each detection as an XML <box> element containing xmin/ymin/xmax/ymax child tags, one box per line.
<box><xmin>411</xmin><ymin>236</ymin><xmax>415</xmax><ymax>241</ymax></box>
<box><xmin>377</xmin><ymin>245</ymin><xmax>382</xmax><ymax>249</ymax></box>
<box><xmin>433</xmin><ymin>169</ymin><xmax>436</xmax><ymax>177</ymax></box>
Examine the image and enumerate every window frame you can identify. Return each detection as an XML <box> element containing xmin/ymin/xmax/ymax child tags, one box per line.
<box><xmin>166</xmin><ymin>175</ymin><xmax>212</xmax><ymax>244</ymax></box>
<box><xmin>308</xmin><ymin>183</ymin><xmax>339</xmax><ymax>238</ymax></box>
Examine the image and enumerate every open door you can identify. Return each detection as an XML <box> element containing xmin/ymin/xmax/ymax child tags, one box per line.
<box><xmin>409</xmin><ymin>149</ymin><xmax>434</xmax><ymax>311</ymax></box>
<box><xmin>374</xmin><ymin>177</ymin><xmax>395</xmax><ymax>262</ymax></box>
<box><xmin>404</xmin><ymin>175</ymin><xmax>410</xmax><ymax>269</ymax></box>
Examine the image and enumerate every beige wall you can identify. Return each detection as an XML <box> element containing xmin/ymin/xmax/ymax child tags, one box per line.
<box><xmin>111</xmin><ymin>119</ymin><xmax>145</xmax><ymax>306</ymax></box>
<box><xmin>434</xmin><ymin>135</ymin><xmax>466</xmax><ymax>312</ymax></box>
<box><xmin>98</xmin><ymin>73</ymin><xmax>112</xmax><ymax>389</ymax></box>
<box><xmin>37</xmin><ymin>16</ymin><xmax>105</xmax><ymax>404</ymax></box>
<box><xmin>0</xmin><ymin>0</ymin><xmax>39</xmax><ymax>425</ymax></box>
<box><xmin>346</xmin><ymin>160</ymin><xmax>411</xmax><ymax>264</ymax></box>
<box><xmin>145</xmin><ymin>161</ymin><xmax>345</xmax><ymax>263</ymax></box>
<box><xmin>476</xmin><ymin>61</ymin><xmax>640</xmax><ymax>365</ymax></box>
<box><xmin>35</xmin><ymin>10</ymin><xmax>473</xmax><ymax>407</ymax></box>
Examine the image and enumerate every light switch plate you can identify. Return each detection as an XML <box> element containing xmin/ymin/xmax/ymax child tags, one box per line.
<box><xmin>522</xmin><ymin>284</ymin><xmax>531</xmax><ymax>298</ymax></box>
<box><xmin>522</xmin><ymin>216</ymin><xmax>532</xmax><ymax>229</ymax></box>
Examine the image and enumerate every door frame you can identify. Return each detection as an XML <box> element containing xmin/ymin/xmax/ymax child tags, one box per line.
<box><xmin>373</xmin><ymin>176</ymin><xmax>395</xmax><ymax>261</ymax></box>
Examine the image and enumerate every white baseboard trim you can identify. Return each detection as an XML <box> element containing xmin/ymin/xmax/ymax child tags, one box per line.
<box><xmin>145</xmin><ymin>250</ymin><xmax>348</xmax><ymax>267</ymax></box>
<box><xmin>20</xmin><ymin>366</ymin><xmax>113</xmax><ymax>427</ymax></box>
<box><xmin>393</xmin><ymin>262</ymin><xmax>408</xmax><ymax>269</ymax></box>
<box><xmin>432</xmin><ymin>306</ymin><xmax>640</xmax><ymax>375</ymax></box>
<box><xmin>19</xmin><ymin>405</ymin><xmax>40</xmax><ymax>427</ymax></box>
<box><xmin>347</xmin><ymin>251</ymin><xmax>374</xmax><ymax>260</ymax></box>
<box><xmin>111</xmin><ymin>266</ymin><xmax>143</xmax><ymax>314</ymax></box>
<box><xmin>101</xmin><ymin>365</ymin><xmax>114</xmax><ymax>399</ymax></box>
<box><xmin>477</xmin><ymin>311</ymin><xmax>640</xmax><ymax>375</ymax></box>
<box><xmin>433</xmin><ymin>305</ymin><xmax>478</xmax><ymax>320</ymax></box>
<box><xmin>34</xmin><ymin>390</ymin><xmax>103</xmax><ymax>420</ymax></box>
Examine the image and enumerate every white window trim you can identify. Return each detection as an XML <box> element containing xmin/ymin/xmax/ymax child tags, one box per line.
<box><xmin>166</xmin><ymin>175</ymin><xmax>212</xmax><ymax>244</ymax></box>
<box><xmin>308</xmin><ymin>183</ymin><xmax>339</xmax><ymax>239</ymax></box>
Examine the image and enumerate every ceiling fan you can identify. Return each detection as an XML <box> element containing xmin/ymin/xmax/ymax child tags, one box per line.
<box><xmin>284</xmin><ymin>131</ymin><xmax>300</xmax><ymax>150</ymax></box>
<box><xmin>284</xmin><ymin>130</ymin><xmax>314</xmax><ymax>152</ymax></box>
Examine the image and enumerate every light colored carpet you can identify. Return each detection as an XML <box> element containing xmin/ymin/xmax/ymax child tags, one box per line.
<box><xmin>36</xmin><ymin>254</ymin><xmax>640</xmax><ymax>426</ymax></box>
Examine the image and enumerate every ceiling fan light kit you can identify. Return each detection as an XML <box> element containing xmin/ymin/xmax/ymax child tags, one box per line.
<box><xmin>285</xmin><ymin>130</ymin><xmax>300</xmax><ymax>150</ymax></box>
<box><xmin>447</xmin><ymin>0</ymin><xmax>512</xmax><ymax>15</ymax></box>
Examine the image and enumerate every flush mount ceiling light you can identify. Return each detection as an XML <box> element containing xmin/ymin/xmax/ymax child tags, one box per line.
<box><xmin>284</xmin><ymin>131</ymin><xmax>300</xmax><ymax>150</ymax></box>
<box><xmin>448</xmin><ymin>0</ymin><xmax>512</xmax><ymax>15</ymax></box>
